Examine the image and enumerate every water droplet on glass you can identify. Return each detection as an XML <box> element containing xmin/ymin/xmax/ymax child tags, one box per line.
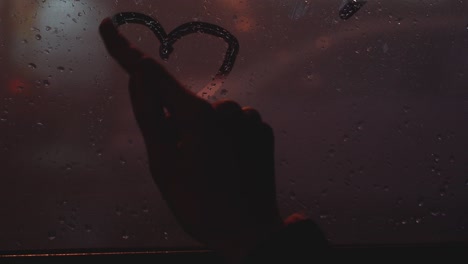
<box><xmin>45</xmin><ymin>26</ymin><xmax>52</xmax><ymax>31</ymax></box>
<box><xmin>356</xmin><ymin>121</ymin><xmax>364</xmax><ymax>131</ymax></box>
<box><xmin>28</xmin><ymin>63</ymin><xmax>37</xmax><ymax>69</ymax></box>
<box><xmin>289</xmin><ymin>191</ymin><xmax>296</xmax><ymax>200</ymax></box>
<box><xmin>343</xmin><ymin>134</ymin><xmax>349</xmax><ymax>142</ymax></box>
<box><xmin>122</xmin><ymin>231</ymin><xmax>129</xmax><ymax>240</ymax></box>
<box><xmin>35</xmin><ymin>34</ymin><xmax>42</xmax><ymax>40</ymax></box>
<box><xmin>319</xmin><ymin>213</ymin><xmax>328</xmax><ymax>219</ymax></box>
<box><xmin>402</xmin><ymin>105</ymin><xmax>411</xmax><ymax>113</ymax></box>
<box><xmin>415</xmin><ymin>197</ymin><xmax>425</xmax><ymax>207</ymax></box>
<box><xmin>47</xmin><ymin>231</ymin><xmax>56</xmax><ymax>241</ymax></box>
<box><xmin>57</xmin><ymin>66</ymin><xmax>65</xmax><ymax>72</ymax></box>
<box><xmin>439</xmin><ymin>188</ymin><xmax>446</xmax><ymax>197</ymax></box>
<box><xmin>43</xmin><ymin>80</ymin><xmax>50</xmax><ymax>87</ymax></box>
<box><xmin>66</xmin><ymin>222</ymin><xmax>76</xmax><ymax>231</ymax></box>
<box><xmin>396</xmin><ymin>197</ymin><xmax>403</xmax><ymax>206</ymax></box>
<box><xmin>163</xmin><ymin>231</ymin><xmax>169</xmax><ymax>240</ymax></box>
<box><xmin>415</xmin><ymin>218</ymin><xmax>422</xmax><ymax>224</ymax></box>
<box><xmin>449</xmin><ymin>155</ymin><xmax>455</xmax><ymax>163</ymax></box>
<box><xmin>84</xmin><ymin>224</ymin><xmax>92</xmax><ymax>233</ymax></box>
<box><xmin>119</xmin><ymin>156</ymin><xmax>127</xmax><ymax>165</ymax></box>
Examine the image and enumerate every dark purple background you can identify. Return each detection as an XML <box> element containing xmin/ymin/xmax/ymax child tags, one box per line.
<box><xmin>0</xmin><ymin>0</ymin><xmax>467</xmax><ymax>251</ymax></box>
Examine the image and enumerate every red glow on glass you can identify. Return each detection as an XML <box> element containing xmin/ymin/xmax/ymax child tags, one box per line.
<box><xmin>8</xmin><ymin>78</ymin><xmax>29</xmax><ymax>95</ymax></box>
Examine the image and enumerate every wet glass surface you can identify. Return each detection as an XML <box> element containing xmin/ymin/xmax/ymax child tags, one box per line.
<box><xmin>0</xmin><ymin>0</ymin><xmax>467</xmax><ymax>251</ymax></box>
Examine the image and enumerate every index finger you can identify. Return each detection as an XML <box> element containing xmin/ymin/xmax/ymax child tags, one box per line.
<box><xmin>99</xmin><ymin>17</ymin><xmax>145</xmax><ymax>73</ymax></box>
<box><xmin>99</xmin><ymin>17</ymin><xmax>214</xmax><ymax>126</ymax></box>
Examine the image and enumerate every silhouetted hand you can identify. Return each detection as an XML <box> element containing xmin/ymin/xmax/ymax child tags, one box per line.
<box><xmin>99</xmin><ymin>18</ymin><xmax>284</xmax><ymax>262</ymax></box>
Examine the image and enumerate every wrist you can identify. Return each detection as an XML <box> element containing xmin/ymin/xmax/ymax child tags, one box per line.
<box><xmin>214</xmin><ymin>215</ymin><xmax>285</xmax><ymax>264</ymax></box>
<box><xmin>240</xmin><ymin>213</ymin><xmax>329</xmax><ymax>263</ymax></box>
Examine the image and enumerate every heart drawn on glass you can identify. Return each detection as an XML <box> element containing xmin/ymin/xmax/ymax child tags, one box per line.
<box><xmin>112</xmin><ymin>12</ymin><xmax>240</xmax><ymax>99</ymax></box>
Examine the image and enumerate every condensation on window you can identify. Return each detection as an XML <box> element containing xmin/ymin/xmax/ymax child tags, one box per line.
<box><xmin>0</xmin><ymin>0</ymin><xmax>467</xmax><ymax>251</ymax></box>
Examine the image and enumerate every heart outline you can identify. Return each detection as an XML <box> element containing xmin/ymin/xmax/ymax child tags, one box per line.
<box><xmin>112</xmin><ymin>12</ymin><xmax>240</xmax><ymax>81</ymax></box>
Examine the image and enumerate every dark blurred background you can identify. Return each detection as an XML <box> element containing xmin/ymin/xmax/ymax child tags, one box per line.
<box><xmin>0</xmin><ymin>0</ymin><xmax>467</xmax><ymax>252</ymax></box>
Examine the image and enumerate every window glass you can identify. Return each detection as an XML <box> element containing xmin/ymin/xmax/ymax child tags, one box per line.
<box><xmin>0</xmin><ymin>0</ymin><xmax>467</xmax><ymax>251</ymax></box>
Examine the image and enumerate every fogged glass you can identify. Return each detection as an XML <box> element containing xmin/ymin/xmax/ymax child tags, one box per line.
<box><xmin>0</xmin><ymin>0</ymin><xmax>467</xmax><ymax>251</ymax></box>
